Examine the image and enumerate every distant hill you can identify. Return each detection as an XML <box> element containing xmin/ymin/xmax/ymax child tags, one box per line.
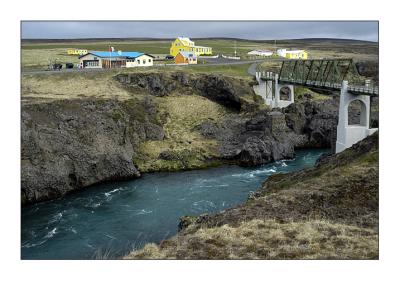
<box><xmin>21</xmin><ymin>37</ymin><xmax>377</xmax><ymax>44</ymax></box>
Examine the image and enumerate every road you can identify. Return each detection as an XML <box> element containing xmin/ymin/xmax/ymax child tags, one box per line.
<box><xmin>247</xmin><ymin>62</ymin><xmax>259</xmax><ymax>76</ymax></box>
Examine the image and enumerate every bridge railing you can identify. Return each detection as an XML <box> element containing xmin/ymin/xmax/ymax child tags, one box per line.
<box><xmin>347</xmin><ymin>85</ymin><xmax>379</xmax><ymax>95</ymax></box>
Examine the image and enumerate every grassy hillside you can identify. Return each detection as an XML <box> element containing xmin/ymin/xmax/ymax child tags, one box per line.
<box><xmin>129</xmin><ymin>219</ymin><xmax>377</xmax><ymax>259</ymax></box>
<box><xmin>125</xmin><ymin>133</ymin><xmax>379</xmax><ymax>259</ymax></box>
<box><xmin>135</xmin><ymin>94</ymin><xmax>228</xmax><ymax>172</ymax></box>
<box><xmin>22</xmin><ymin>64</ymin><xmax>253</xmax><ymax>104</ymax></box>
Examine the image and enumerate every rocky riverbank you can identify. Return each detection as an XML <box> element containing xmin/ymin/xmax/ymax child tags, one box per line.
<box><xmin>21</xmin><ymin>71</ymin><xmax>376</xmax><ymax>204</ymax></box>
<box><xmin>126</xmin><ymin>132</ymin><xmax>379</xmax><ymax>259</ymax></box>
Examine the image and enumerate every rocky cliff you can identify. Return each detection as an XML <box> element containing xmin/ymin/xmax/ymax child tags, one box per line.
<box><xmin>114</xmin><ymin>72</ymin><xmax>261</xmax><ymax>112</ymax></box>
<box><xmin>21</xmin><ymin>97</ymin><xmax>164</xmax><ymax>204</ymax></box>
<box><xmin>21</xmin><ymin>71</ymin><xmax>376</xmax><ymax>204</ymax></box>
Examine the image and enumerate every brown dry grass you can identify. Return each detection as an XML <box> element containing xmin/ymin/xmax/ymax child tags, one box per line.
<box><xmin>126</xmin><ymin>219</ymin><xmax>378</xmax><ymax>259</ymax></box>
<box><xmin>21</xmin><ymin>72</ymin><xmax>134</xmax><ymax>104</ymax></box>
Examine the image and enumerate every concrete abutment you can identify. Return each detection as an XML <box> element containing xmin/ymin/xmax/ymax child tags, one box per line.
<box><xmin>335</xmin><ymin>80</ymin><xmax>378</xmax><ymax>153</ymax></box>
<box><xmin>254</xmin><ymin>72</ymin><xmax>294</xmax><ymax>109</ymax></box>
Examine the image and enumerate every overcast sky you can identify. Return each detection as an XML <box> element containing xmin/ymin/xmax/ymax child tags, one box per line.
<box><xmin>21</xmin><ymin>21</ymin><xmax>378</xmax><ymax>42</ymax></box>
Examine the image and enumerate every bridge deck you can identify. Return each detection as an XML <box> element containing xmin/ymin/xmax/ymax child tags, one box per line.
<box><xmin>269</xmin><ymin>77</ymin><xmax>379</xmax><ymax>96</ymax></box>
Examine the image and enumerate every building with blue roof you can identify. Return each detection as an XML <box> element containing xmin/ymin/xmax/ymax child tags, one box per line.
<box><xmin>78</xmin><ymin>51</ymin><xmax>155</xmax><ymax>69</ymax></box>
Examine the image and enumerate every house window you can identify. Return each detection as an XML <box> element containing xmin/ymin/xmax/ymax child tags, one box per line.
<box><xmin>138</xmin><ymin>60</ymin><xmax>140</xmax><ymax>64</ymax></box>
<box><xmin>143</xmin><ymin>59</ymin><xmax>146</xmax><ymax>64</ymax></box>
<box><xmin>148</xmin><ymin>59</ymin><xmax>151</xmax><ymax>63</ymax></box>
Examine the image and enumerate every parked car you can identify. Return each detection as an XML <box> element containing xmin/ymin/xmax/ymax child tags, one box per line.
<box><xmin>48</xmin><ymin>63</ymin><xmax>62</xmax><ymax>71</ymax></box>
<box><xmin>165</xmin><ymin>55</ymin><xmax>174</xmax><ymax>60</ymax></box>
<box><xmin>65</xmin><ymin>63</ymin><xmax>74</xmax><ymax>69</ymax></box>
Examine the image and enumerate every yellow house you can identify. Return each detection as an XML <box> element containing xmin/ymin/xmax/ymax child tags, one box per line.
<box><xmin>285</xmin><ymin>50</ymin><xmax>308</xmax><ymax>59</ymax></box>
<box><xmin>67</xmin><ymin>49</ymin><xmax>88</xmax><ymax>56</ymax></box>
<box><xmin>170</xmin><ymin>37</ymin><xmax>212</xmax><ymax>57</ymax></box>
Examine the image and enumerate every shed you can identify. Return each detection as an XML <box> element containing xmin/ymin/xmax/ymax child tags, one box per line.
<box><xmin>174</xmin><ymin>51</ymin><xmax>197</xmax><ymax>65</ymax></box>
<box><xmin>247</xmin><ymin>50</ymin><xmax>273</xmax><ymax>57</ymax></box>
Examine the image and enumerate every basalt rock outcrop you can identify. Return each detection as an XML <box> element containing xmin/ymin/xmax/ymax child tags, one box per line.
<box><xmin>197</xmin><ymin>110</ymin><xmax>304</xmax><ymax>166</ymax></box>
<box><xmin>356</xmin><ymin>61</ymin><xmax>379</xmax><ymax>84</ymax></box>
<box><xmin>196</xmin><ymin>92</ymin><xmax>379</xmax><ymax>166</ymax></box>
<box><xmin>284</xmin><ymin>96</ymin><xmax>379</xmax><ymax>150</ymax></box>
<box><xmin>284</xmin><ymin>98</ymin><xmax>340</xmax><ymax>149</ymax></box>
<box><xmin>114</xmin><ymin>72</ymin><xmax>259</xmax><ymax>112</ymax></box>
<box><xmin>21</xmin><ymin>97</ymin><xmax>164</xmax><ymax>204</ymax></box>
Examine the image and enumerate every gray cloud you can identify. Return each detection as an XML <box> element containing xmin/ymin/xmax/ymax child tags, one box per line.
<box><xmin>21</xmin><ymin>21</ymin><xmax>378</xmax><ymax>42</ymax></box>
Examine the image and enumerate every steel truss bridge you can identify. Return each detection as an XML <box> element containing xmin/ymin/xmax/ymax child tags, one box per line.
<box><xmin>260</xmin><ymin>58</ymin><xmax>378</xmax><ymax>96</ymax></box>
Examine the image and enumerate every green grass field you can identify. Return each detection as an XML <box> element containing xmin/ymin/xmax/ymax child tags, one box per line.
<box><xmin>21</xmin><ymin>38</ymin><xmax>378</xmax><ymax>70</ymax></box>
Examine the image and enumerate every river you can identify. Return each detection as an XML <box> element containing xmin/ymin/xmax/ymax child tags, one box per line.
<box><xmin>21</xmin><ymin>149</ymin><xmax>327</xmax><ymax>259</ymax></box>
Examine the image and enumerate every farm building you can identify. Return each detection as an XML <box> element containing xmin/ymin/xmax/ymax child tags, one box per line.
<box><xmin>277</xmin><ymin>48</ymin><xmax>308</xmax><ymax>59</ymax></box>
<box><xmin>78</xmin><ymin>51</ymin><xmax>154</xmax><ymax>68</ymax></box>
<box><xmin>174</xmin><ymin>51</ymin><xmax>197</xmax><ymax>64</ymax></box>
<box><xmin>170</xmin><ymin>37</ymin><xmax>212</xmax><ymax>57</ymax></box>
<box><xmin>247</xmin><ymin>50</ymin><xmax>273</xmax><ymax>57</ymax></box>
<box><xmin>67</xmin><ymin>49</ymin><xmax>88</xmax><ymax>55</ymax></box>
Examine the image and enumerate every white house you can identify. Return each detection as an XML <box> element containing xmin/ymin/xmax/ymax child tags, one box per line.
<box><xmin>247</xmin><ymin>50</ymin><xmax>273</xmax><ymax>57</ymax></box>
<box><xmin>277</xmin><ymin>48</ymin><xmax>287</xmax><ymax>57</ymax></box>
<box><xmin>78</xmin><ymin>51</ymin><xmax>154</xmax><ymax>69</ymax></box>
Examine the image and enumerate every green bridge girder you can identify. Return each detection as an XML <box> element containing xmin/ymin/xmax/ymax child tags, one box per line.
<box><xmin>259</xmin><ymin>58</ymin><xmax>378</xmax><ymax>96</ymax></box>
<box><xmin>278</xmin><ymin>58</ymin><xmax>356</xmax><ymax>87</ymax></box>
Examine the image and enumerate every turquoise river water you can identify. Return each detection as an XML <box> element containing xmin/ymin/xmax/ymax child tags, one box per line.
<box><xmin>21</xmin><ymin>149</ymin><xmax>327</xmax><ymax>259</ymax></box>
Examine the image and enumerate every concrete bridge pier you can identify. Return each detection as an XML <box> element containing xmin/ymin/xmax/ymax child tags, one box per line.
<box><xmin>265</xmin><ymin>72</ymin><xmax>274</xmax><ymax>105</ymax></box>
<box><xmin>254</xmin><ymin>72</ymin><xmax>294</xmax><ymax>108</ymax></box>
<box><xmin>254</xmin><ymin>72</ymin><xmax>267</xmax><ymax>102</ymax></box>
<box><xmin>335</xmin><ymin>80</ymin><xmax>378</xmax><ymax>153</ymax></box>
<box><xmin>272</xmin><ymin>73</ymin><xmax>294</xmax><ymax>108</ymax></box>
